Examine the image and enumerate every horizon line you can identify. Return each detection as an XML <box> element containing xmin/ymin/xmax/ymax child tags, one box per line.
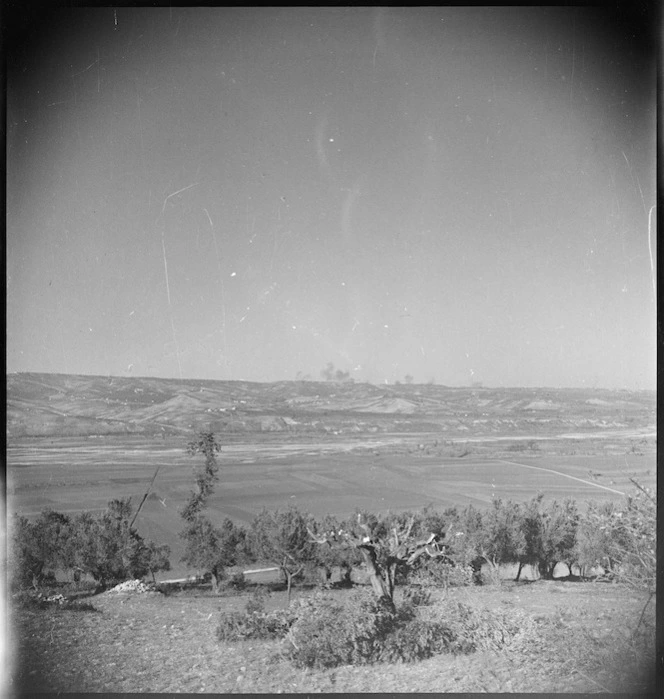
<box><xmin>6</xmin><ymin>370</ymin><xmax>656</xmax><ymax>393</ymax></box>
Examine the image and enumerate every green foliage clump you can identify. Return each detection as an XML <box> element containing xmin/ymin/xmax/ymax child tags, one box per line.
<box><xmin>379</xmin><ymin>616</ymin><xmax>462</xmax><ymax>664</ymax></box>
<box><xmin>575</xmin><ymin>481</ymin><xmax>655</xmax><ymax>591</ymax></box>
<box><xmin>70</xmin><ymin>498</ymin><xmax>171</xmax><ymax>589</ymax></box>
<box><xmin>433</xmin><ymin>600</ymin><xmax>536</xmax><ymax>653</ymax></box>
<box><xmin>180</xmin><ymin>516</ymin><xmax>249</xmax><ymax>592</ymax></box>
<box><xmin>10</xmin><ymin>510</ymin><xmax>73</xmax><ymax>589</ymax></box>
<box><xmin>227</xmin><ymin>572</ymin><xmax>248</xmax><ymax>591</ymax></box>
<box><xmin>180</xmin><ymin>432</ymin><xmax>221</xmax><ymax>522</ymax></box>
<box><xmin>250</xmin><ymin>507</ymin><xmax>318</xmax><ymax>604</ymax></box>
<box><xmin>410</xmin><ymin>558</ymin><xmax>475</xmax><ymax>589</ymax></box>
<box><xmin>216</xmin><ymin>607</ymin><xmax>297</xmax><ymax>642</ymax></box>
<box><xmin>10</xmin><ymin>500</ymin><xmax>171</xmax><ymax>592</ymax></box>
<box><xmin>283</xmin><ymin>591</ymin><xmax>469</xmax><ymax>669</ymax></box>
<box><xmin>312</xmin><ymin>513</ymin><xmax>361</xmax><ymax>586</ymax></box>
<box><xmin>520</xmin><ymin>495</ymin><xmax>579</xmax><ymax>579</ymax></box>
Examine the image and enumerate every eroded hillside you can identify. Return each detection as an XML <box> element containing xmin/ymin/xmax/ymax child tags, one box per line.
<box><xmin>6</xmin><ymin>373</ymin><xmax>656</xmax><ymax>440</ymax></box>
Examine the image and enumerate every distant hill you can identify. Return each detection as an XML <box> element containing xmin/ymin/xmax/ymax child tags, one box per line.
<box><xmin>6</xmin><ymin>372</ymin><xmax>656</xmax><ymax>439</ymax></box>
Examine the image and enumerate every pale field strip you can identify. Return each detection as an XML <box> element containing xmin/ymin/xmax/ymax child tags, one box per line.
<box><xmin>498</xmin><ymin>459</ymin><xmax>626</xmax><ymax>495</ymax></box>
<box><xmin>6</xmin><ymin>439</ymin><xmax>403</xmax><ymax>463</ymax></box>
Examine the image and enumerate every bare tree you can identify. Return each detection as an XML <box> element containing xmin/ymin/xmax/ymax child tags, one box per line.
<box><xmin>309</xmin><ymin>512</ymin><xmax>446</xmax><ymax>612</ymax></box>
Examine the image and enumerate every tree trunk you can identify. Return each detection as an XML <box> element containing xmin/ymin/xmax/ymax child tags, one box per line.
<box><xmin>286</xmin><ymin>572</ymin><xmax>292</xmax><ymax>605</ymax></box>
<box><xmin>210</xmin><ymin>571</ymin><xmax>221</xmax><ymax>594</ymax></box>
<box><xmin>470</xmin><ymin>557</ymin><xmax>483</xmax><ymax>585</ymax></box>
<box><xmin>319</xmin><ymin>565</ymin><xmax>332</xmax><ymax>588</ymax></box>
<box><xmin>358</xmin><ymin>547</ymin><xmax>396</xmax><ymax>612</ymax></box>
<box><xmin>538</xmin><ymin>561</ymin><xmax>557</xmax><ymax>580</ymax></box>
<box><xmin>284</xmin><ymin>564</ymin><xmax>303</xmax><ymax>606</ymax></box>
<box><xmin>340</xmin><ymin>563</ymin><xmax>353</xmax><ymax>588</ymax></box>
<box><xmin>515</xmin><ymin>561</ymin><xmax>524</xmax><ymax>582</ymax></box>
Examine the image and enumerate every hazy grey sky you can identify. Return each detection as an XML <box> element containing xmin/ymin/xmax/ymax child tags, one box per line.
<box><xmin>7</xmin><ymin>6</ymin><xmax>657</xmax><ymax>388</ymax></box>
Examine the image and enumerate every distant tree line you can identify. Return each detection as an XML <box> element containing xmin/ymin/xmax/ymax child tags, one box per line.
<box><xmin>11</xmin><ymin>433</ymin><xmax>655</xmax><ymax>605</ymax></box>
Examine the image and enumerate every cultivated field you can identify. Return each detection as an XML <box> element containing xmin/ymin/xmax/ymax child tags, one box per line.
<box><xmin>7</xmin><ymin>434</ymin><xmax>655</xmax><ymax>579</ymax></box>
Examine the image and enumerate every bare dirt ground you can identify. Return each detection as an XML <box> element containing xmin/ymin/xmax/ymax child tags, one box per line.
<box><xmin>9</xmin><ymin>580</ymin><xmax>655</xmax><ymax>694</ymax></box>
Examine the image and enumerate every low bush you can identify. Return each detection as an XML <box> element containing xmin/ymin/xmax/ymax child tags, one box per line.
<box><xmin>378</xmin><ymin>617</ymin><xmax>463</xmax><ymax>663</ymax></box>
<box><xmin>215</xmin><ymin>587</ymin><xmax>540</xmax><ymax>668</ymax></box>
<box><xmin>433</xmin><ymin>599</ymin><xmax>536</xmax><ymax>653</ymax></box>
<box><xmin>399</xmin><ymin>585</ymin><xmax>434</xmax><ymax>608</ymax></box>
<box><xmin>228</xmin><ymin>572</ymin><xmax>247</xmax><ymax>591</ymax></box>
<box><xmin>410</xmin><ymin>559</ymin><xmax>475</xmax><ymax>589</ymax></box>
<box><xmin>283</xmin><ymin>591</ymin><xmax>471</xmax><ymax>669</ymax></box>
<box><xmin>216</xmin><ymin>607</ymin><xmax>296</xmax><ymax>642</ymax></box>
<box><xmin>283</xmin><ymin>593</ymin><xmax>391</xmax><ymax>669</ymax></box>
<box><xmin>244</xmin><ymin>587</ymin><xmax>269</xmax><ymax>615</ymax></box>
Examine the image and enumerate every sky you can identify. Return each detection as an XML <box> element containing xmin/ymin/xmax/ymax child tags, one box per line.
<box><xmin>6</xmin><ymin>6</ymin><xmax>658</xmax><ymax>389</ymax></box>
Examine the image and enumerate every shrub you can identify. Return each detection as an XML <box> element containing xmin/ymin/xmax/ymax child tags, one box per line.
<box><xmin>432</xmin><ymin>600</ymin><xmax>536</xmax><ymax>653</ymax></box>
<box><xmin>283</xmin><ymin>591</ymin><xmax>470</xmax><ymax>669</ymax></box>
<box><xmin>576</xmin><ymin>481</ymin><xmax>655</xmax><ymax>592</ymax></box>
<box><xmin>378</xmin><ymin>617</ymin><xmax>461</xmax><ymax>663</ymax></box>
<box><xmin>399</xmin><ymin>585</ymin><xmax>434</xmax><ymax>608</ymax></box>
<box><xmin>283</xmin><ymin>592</ymin><xmax>395</xmax><ymax>669</ymax></box>
<box><xmin>227</xmin><ymin>572</ymin><xmax>247</xmax><ymax>591</ymax></box>
<box><xmin>216</xmin><ymin>607</ymin><xmax>296</xmax><ymax>642</ymax></box>
<box><xmin>410</xmin><ymin>559</ymin><xmax>475</xmax><ymax>589</ymax></box>
<box><xmin>244</xmin><ymin>587</ymin><xmax>269</xmax><ymax>614</ymax></box>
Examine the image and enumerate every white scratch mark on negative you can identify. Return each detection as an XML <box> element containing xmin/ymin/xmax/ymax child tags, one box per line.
<box><xmin>497</xmin><ymin>460</ymin><xmax>625</xmax><ymax>495</ymax></box>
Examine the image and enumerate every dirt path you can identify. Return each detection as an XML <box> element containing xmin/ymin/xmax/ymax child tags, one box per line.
<box><xmin>497</xmin><ymin>459</ymin><xmax>627</xmax><ymax>495</ymax></box>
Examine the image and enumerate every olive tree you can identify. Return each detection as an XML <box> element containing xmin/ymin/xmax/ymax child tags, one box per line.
<box><xmin>519</xmin><ymin>495</ymin><xmax>579</xmax><ymax>580</ymax></box>
<box><xmin>250</xmin><ymin>507</ymin><xmax>318</xmax><ymax>605</ymax></box>
<box><xmin>576</xmin><ymin>481</ymin><xmax>655</xmax><ymax>591</ymax></box>
<box><xmin>309</xmin><ymin>510</ymin><xmax>446</xmax><ymax>612</ymax></box>
<box><xmin>10</xmin><ymin>510</ymin><xmax>73</xmax><ymax>589</ymax></box>
<box><xmin>180</xmin><ymin>516</ymin><xmax>250</xmax><ymax>592</ymax></box>
<box><xmin>453</xmin><ymin>499</ymin><xmax>526</xmax><ymax>584</ymax></box>
<box><xmin>310</xmin><ymin>514</ymin><xmax>362</xmax><ymax>587</ymax></box>
<box><xmin>179</xmin><ymin>432</ymin><xmax>252</xmax><ymax>591</ymax></box>
<box><xmin>70</xmin><ymin>498</ymin><xmax>170</xmax><ymax>590</ymax></box>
